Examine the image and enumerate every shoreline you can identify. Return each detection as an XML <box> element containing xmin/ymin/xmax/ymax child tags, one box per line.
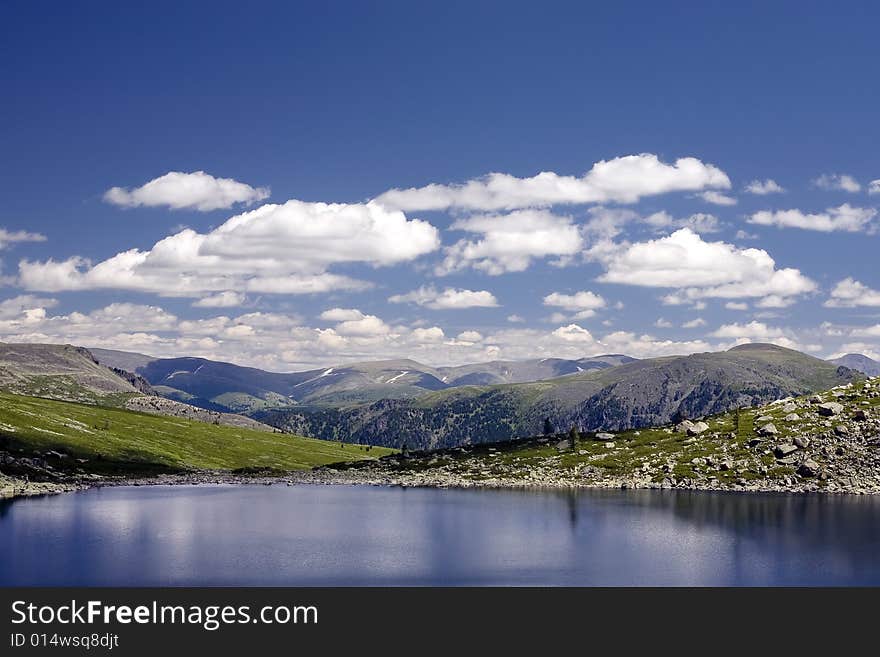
<box><xmin>4</xmin><ymin>464</ymin><xmax>879</xmax><ymax>500</ymax></box>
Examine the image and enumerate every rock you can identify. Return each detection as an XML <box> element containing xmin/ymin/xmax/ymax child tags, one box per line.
<box><xmin>818</xmin><ymin>402</ymin><xmax>844</xmax><ymax>416</ymax></box>
<box><xmin>783</xmin><ymin>403</ymin><xmax>798</xmax><ymax>413</ymax></box>
<box><xmin>783</xmin><ymin>413</ymin><xmax>801</xmax><ymax>422</ymax></box>
<box><xmin>756</xmin><ymin>415</ymin><xmax>773</xmax><ymax>423</ymax></box>
<box><xmin>757</xmin><ymin>423</ymin><xmax>778</xmax><ymax>436</ymax></box>
<box><xmin>748</xmin><ymin>438</ymin><xmax>764</xmax><ymax>447</ymax></box>
<box><xmin>793</xmin><ymin>436</ymin><xmax>811</xmax><ymax>449</ymax></box>
<box><xmin>834</xmin><ymin>425</ymin><xmax>850</xmax><ymax>437</ymax></box>
<box><xmin>719</xmin><ymin>460</ymin><xmax>733</xmax><ymax>471</ymax></box>
<box><xmin>774</xmin><ymin>443</ymin><xmax>798</xmax><ymax>458</ymax></box>
<box><xmin>797</xmin><ymin>459</ymin><xmax>820</xmax><ymax>477</ymax></box>
<box><xmin>594</xmin><ymin>432</ymin><xmax>615</xmax><ymax>441</ymax></box>
<box><xmin>809</xmin><ymin>395</ymin><xmax>823</xmax><ymax>404</ymax></box>
<box><xmin>853</xmin><ymin>410</ymin><xmax>868</xmax><ymax>421</ymax></box>
<box><xmin>604</xmin><ymin>442</ymin><xmax>615</xmax><ymax>448</ymax></box>
<box><xmin>687</xmin><ymin>421</ymin><xmax>710</xmax><ymax>436</ymax></box>
<box><xmin>674</xmin><ymin>421</ymin><xmax>694</xmax><ymax>434</ymax></box>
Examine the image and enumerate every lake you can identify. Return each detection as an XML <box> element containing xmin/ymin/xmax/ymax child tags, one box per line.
<box><xmin>2</xmin><ymin>484</ymin><xmax>880</xmax><ymax>586</ymax></box>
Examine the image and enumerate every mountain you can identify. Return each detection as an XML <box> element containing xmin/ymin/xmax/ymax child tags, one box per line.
<box><xmin>256</xmin><ymin>344</ymin><xmax>860</xmax><ymax>450</ymax></box>
<box><xmin>0</xmin><ymin>342</ymin><xmax>141</xmax><ymax>403</ymax></box>
<box><xmin>92</xmin><ymin>350</ymin><xmax>636</xmax><ymax>412</ymax></box>
<box><xmin>829</xmin><ymin>353</ymin><xmax>880</xmax><ymax>377</ymax></box>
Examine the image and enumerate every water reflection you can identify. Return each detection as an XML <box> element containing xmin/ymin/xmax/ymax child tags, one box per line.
<box><xmin>1</xmin><ymin>485</ymin><xmax>878</xmax><ymax>586</ymax></box>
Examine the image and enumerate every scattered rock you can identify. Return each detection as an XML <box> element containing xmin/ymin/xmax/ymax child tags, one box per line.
<box><xmin>594</xmin><ymin>432</ymin><xmax>615</xmax><ymax>441</ymax></box>
<box><xmin>757</xmin><ymin>423</ymin><xmax>778</xmax><ymax>436</ymax></box>
<box><xmin>793</xmin><ymin>436</ymin><xmax>811</xmax><ymax>449</ymax></box>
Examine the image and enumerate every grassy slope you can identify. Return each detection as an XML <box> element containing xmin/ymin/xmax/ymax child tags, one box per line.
<box><xmin>0</xmin><ymin>392</ymin><xmax>394</xmax><ymax>473</ymax></box>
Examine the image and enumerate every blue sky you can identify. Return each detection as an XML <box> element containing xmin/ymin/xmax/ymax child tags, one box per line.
<box><xmin>1</xmin><ymin>1</ymin><xmax>879</xmax><ymax>370</ymax></box>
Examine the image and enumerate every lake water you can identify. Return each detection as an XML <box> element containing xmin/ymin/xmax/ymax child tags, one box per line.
<box><xmin>2</xmin><ymin>484</ymin><xmax>880</xmax><ymax>586</ymax></box>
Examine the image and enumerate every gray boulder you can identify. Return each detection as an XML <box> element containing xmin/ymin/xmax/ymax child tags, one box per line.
<box><xmin>818</xmin><ymin>402</ymin><xmax>844</xmax><ymax>416</ymax></box>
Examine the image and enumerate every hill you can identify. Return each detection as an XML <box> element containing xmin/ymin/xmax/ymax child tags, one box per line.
<box><xmin>0</xmin><ymin>342</ymin><xmax>140</xmax><ymax>403</ymax></box>
<box><xmin>829</xmin><ymin>353</ymin><xmax>880</xmax><ymax>377</ymax></box>
<box><xmin>329</xmin><ymin>374</ymin><xmax>880</xmax><ymax>494</ymax></box>
<box><xmin>257</xmin><ymin>344</ymin><xmax>859</xmax><ymax>450</ymax></box>
<box><xmin>0</xmin><ymin>391</ymin><xmax>393</xmax><ymax>480</ymax></box>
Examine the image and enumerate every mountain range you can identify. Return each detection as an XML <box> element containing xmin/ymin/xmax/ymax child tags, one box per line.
<box><xmin>4</xmin><ymin>341</ymin><xmax>878</xmax><ymax>451</ymax></box>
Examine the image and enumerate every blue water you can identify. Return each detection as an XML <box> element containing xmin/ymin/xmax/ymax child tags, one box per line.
<box><xmin>1</xmin><ymin>485</ymin><xmax>879</xmax><ymax>586</ymax></box>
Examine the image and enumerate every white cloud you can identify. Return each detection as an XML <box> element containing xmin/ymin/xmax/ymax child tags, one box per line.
<box><xmin>755</xmin><ymin>295</ymin><xmax>796</xmax><ymax>309</ymax></box>
<box><xmin>411</xmin><ymin>326</ymin><xmax>445</xmax><ymax>343</ymax></box>
<box><xmin>725</xmin><ymin>301</ymin><xmax>749</xmax><ymax>310</ymax></box>
<box><xmin>869</xmin><ymin>180</ymin><xmax>880</xmax><ymax>195</ymax></box>
<box><xmin>850</xmin><ymin>325</ymin><xmax>880</xmax><ymax>338</ymax></box>
<box><xmin>321</xmin><ymin>309</ymin><xmax>390</xmax><ymax>337</ymax></box>
<box><xmin>707</xmin><ymin>321</ymin><xmax>812</xmax><ymax>351</ymax></box>
<box><xmin>0</xmin><ymin>228</ymin><xmax>46</xmax><ymax>250</ymax></box>
<box><xmin>682</xmin><ymin>317</ymin><xmax>706</xmax><ymax>328</ymax></box>
<box><xmin>596</xmin><ymin>228</ymin><xmax>816</xmax><ymax>305</ymax></box>
<box><xmin>19</xmin><ymin>200</ymin><xmax>440</xmax><ymax>296</ymax></box>
<box><xmin>436</xmin><ymin>209</ymin><xmax>582</xmax><ymax>275</ymax></box>
<box><xmin>698</xmin><ymin>190</ymin><xmax>737</xmax><ymax>206</ymax></box>
<box><xmin>744</xmin><ymin>179</ymin><xmax>785</xmax><ymax>195</ymax></box>
<box><xmin>506</xmin><ymin>314</ymin><xmax>525</xmax><ymax>323</ymax></box>
<box><xmin>643</xmin><ymin>211</ymin><xmax>722</xmax><ymax>234</ymax></box>
<box><xmin>0</xmin><ymin>295</ymin><xmax>57</xmax><ymax>319</ymax></box>
<box><xmin>388</xmin><ymin>285</ymin><xmax>499</xmax><ymax>309</ymax></box>
<box><xmin>456</xmin><ymin>330</ymin><xmax>483</xmax><ymax>343</ymax></box>
<box><xmin>542</xmin><ymin>290</ymin><xmax>606</xmax><ymax>312</ymax></box>
<box><xmin>104</xmin><ymin>171</ymin><xmax>270</xmax><ymax>211</ymax></box>
<box><xmin>813</xmin><ymin>174</ymin><xmax>861</xmax><ymax>193</ymax></box>
<box><xmin>824</xmin><ymin>278</ymin><xmax>880</xmax><ymax>308</ymax></box>
<box><xmin>192</xmin><ymin>291</ymin><xmax>246</xmax><ymax>308</ymax></box>
<box><xmin>375</xmin><ymin>154</ymin><xmax>730</xmax><ymax>211</ymax></box>
<box><xmin>654</xmin><ymin>318</ymin><xmax>672</xmax><ymax>328</ymax></box>
<box><xmin>319</xmin><ymin>308</ymin><xmax>367</xmax><ymax>321</ymax></box>
<box><xmin>748</xmin><ymin>203</ymin><xmax>876</xmax><ymax>233</ymax></box>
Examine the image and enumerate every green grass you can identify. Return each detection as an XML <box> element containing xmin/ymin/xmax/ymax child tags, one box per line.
<box><xmin>0</xmin><ymin>391</ymin><xmax>395</xmax><ymax>473</ymax></box>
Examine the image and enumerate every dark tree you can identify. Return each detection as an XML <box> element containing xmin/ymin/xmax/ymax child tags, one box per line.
<box><xmin>568</xmin><ymin>426</ymin><xmax>579</xmax><ymax>449</ymax></box>
<box><xmin>543</xmin><ymin>417</ymin><xmax>555</xmax><ymax>436</ymax></box>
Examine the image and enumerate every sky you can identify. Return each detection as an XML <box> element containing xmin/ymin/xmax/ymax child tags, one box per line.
<box><xmin>1</xmin><ymin>1</ymin><xmax>879</xmax><ymax>371</ymax></box>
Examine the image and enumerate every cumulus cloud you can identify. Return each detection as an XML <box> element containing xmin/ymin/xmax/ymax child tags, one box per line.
<box><xmin>542</xmin><ymin>290</ymin><xmax>606</xmax><ymax>319</ymax></box>
<box><xmin>682</xmin><ymin>317</ymin><xmax>706</xmax><ymax>328</ymax></box>
<box><xmin>744</xmin><ymin>179</ymin><xmax>785</xmax><ymax>195</ymax></box>
<box><xmin>192</xmin><ymin>291</ymin><xmax>246</xmax><ymax>308</ymax></box>
<box><xmin>654</xmin><ymin>318</ymin><xmax>673</xmax><ymax>328</ymax></box>
<box><xmin>388</xmin><ymin>285</ymin><xmax>499</xmax><ymax>309</ymax></box>
<box><xmin>436</xmin><ymin>209</ymin><xmax>582</xmax><ymax>275</ymax></box>
<box><xmin>0</xmin><ymin>228</ymin><xmax>46</xmax><ymax>250</ymax></box>
<box><xmin>0</xmin><ymin>295</ymin><xmax>57</xmax><ymax>319</ymax></box>
<box><xmin>748</xmin><ymin>204</ymin><xmax>876</xmax><ymax>233</ymax></box>
<box><xmin>642</xmin><ymin>211</ymin><xmax>722</xmax><ymax>234</ymax></box>
<box><xmin>869</xmin><ymin>180</ymin><xmax>880</xmax><ymax>195</ymax></box>
<box><xmin>375</xmin><ymin>154</ymin><xmax>730</xmax><ymax>212</ymax></box>
<box><xmin>104</xmin><ymin>171</ymin><xmax>270</xmax><ymax>211</ymax></box>
<box><xmin>595</xmin><ymin>228</ymin><xmax>816</xmax><ymax>305</ymax></box>
<box><xmin>813</xmin><ymin>174</ymin><xmax>861</xmax><ymax>193</ymax></box>
<box><xmin>19</xmin><ymin>200</ymin><xmax>440</xmax><ymax>296</ymax></box>
<box><xmin>319</xmin><ymin>308</ymin><xmax>391</xmax><ymax>337</ymax></box>
<box><xmin>824</xmin><ymin>278</ymin><xmax>880</xmax><ymax>308</ymax></box>
<box><xmin>725</xmin><ymin>301</ymin><xmax>749</xmax><ymax>310</ymax></box>
<box><xmin>698</xmin><ymin>191</ymin><xmax>737</xmax><ymax>206</ymax></box>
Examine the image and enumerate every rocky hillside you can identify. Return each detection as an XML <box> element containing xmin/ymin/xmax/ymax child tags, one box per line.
<box><xmin>0</xmin><ymin>342</ymin><xmax>140</xmax><ymax>403</ymax></box>
<box><xmin>123</xmin><ymin>396</ymin><xmax>273</xmax><ymax>431</ymax></box>
<box><xmin>258</xmin><ymin>344</ymin><xmax>858</xmax><ymax>450</ymax></box>
<box><xmin>327</xmin><ymin>374</ymin><xmax>880</xmax><ymax>494</ymax></box>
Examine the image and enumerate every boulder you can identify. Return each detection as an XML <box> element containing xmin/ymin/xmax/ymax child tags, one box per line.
<box><xmin>797</xmin><ymin>459</ymin><xmax>820</xmax><ymax>477</ymax></box>
<box><xmin>783</xmin><ymin>413</ymin><xmax>801</xmax><ymax>422</ymax></box>
<box><xmin>774</xmin><ymin>443</ymin><xmax>798</xmax><ymax>458</ymax></box>
<box><xmin>594</xmin><ymin>432</ymin><xmax>615</xmax><ymax>441</ymax></box>
<box><xmin>818</xmin><ymin>402</ymin><xmax>844</xmax><ymax>417</ymax></box>
<box><xmin>674</xmin><ymin>420</ymin><xmax>694</xmax><ymax>434</ymax></box>
<box><xmin>834</xmin><ymin>425</ymin><xmax>850</xmax><ymax>437</ymax></box>
<box><xmin>687</xmin><ymin>421</ymin><xmax>710</xmax><ymax>436</ymax></box>
<box><xmin>853</xmin><ymin>410</ymin><xmax>868</xmax><ymax>421</ymax></box>
<box><xmin>793</xmin><ymin>436</ymin><xmax>811</xmax><ymax>449</ymax></box>
<box><xmin>757</xmin><ymin>423</ymin><xmax>778</xmax><ymax>436</ymax></box>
